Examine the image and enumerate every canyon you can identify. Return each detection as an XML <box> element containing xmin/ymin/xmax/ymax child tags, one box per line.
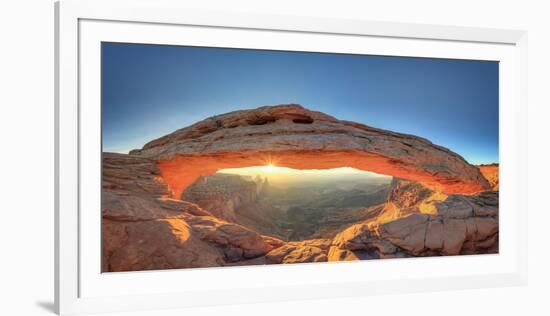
<box><xmin>183</xmin><ymin>172</ymin><xmax>392</xmax><ymax>241</ymax></box>
<box><xmin>102</xmin><ymin>104</ymin><xmax>498</xmax><ymax>272</ymax></box>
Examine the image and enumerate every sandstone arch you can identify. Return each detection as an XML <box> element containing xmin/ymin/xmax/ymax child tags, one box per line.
<box><xmin>130</xmin><ymin>104</ymin><xmax>490</xmax><ymax>198</ymax></box>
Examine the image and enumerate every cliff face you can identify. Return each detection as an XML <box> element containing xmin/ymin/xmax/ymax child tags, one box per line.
<box><xmin>182</xmin><ymin>174</ymin><xmax>289</xmax><ymax>239</ymax></box>
<box><xmin>182</xmin><ymin>174</ymin><xmax>258</xmax><ymax>222</ymax></box>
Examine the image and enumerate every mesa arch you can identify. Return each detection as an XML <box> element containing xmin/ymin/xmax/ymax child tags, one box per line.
<box><xmin>129</xmin><ymin>104</ymin><xmax>491</xmax><ymax>198</ymax></box>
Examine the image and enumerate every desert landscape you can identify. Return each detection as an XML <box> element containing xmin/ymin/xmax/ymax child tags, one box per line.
<box><xmin>102</xmin><ymin>104</ymin><xmax>499</xmax><ymax>272</ymax></box>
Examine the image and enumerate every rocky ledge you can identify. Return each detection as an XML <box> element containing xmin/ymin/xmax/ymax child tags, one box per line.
<box><xmin>329</xmin><ymin>187</ymin><xmax>498</xmax><ymax>260</ymax></box>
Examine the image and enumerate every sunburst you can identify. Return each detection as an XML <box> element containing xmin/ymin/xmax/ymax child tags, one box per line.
<box><xmin>262</xmin><ymin>163</ymin><xmax>276</xmax><ymax>172</ymax></box>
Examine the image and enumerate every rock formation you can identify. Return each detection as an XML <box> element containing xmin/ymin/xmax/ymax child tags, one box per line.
<box><xmin>478</xmin><ymin>164</ymin><xmax>499</xmax><ymax>191</ymax></box>
<box><xmin>102</xmin><ymin>104</ymin><xmax>499</xmax><ymax>272</ymax></box>
<box><xmin>102</xmin><ymin>153</ymin><xmax>284</xmax><ymax>272</ymax></box>
<box><xmin>129</xmin><ymin>104</ymin><xmax>490</xmax><ymax>198</ymax></box>
<box><xmin>328</xmin><ymin>181</ymin><xmax>498</xmax><ymax>260</ymax></box>
<box><xmin>182</xmin><ymin>173</ymin><xmax>258</xmax><ymax>222</ymax></box>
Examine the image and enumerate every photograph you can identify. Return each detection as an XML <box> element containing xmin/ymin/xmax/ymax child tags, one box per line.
<box><xmin>101</xmin><ymin>42</ymin><xmax>499</xmax><ymax>272</ymax></box>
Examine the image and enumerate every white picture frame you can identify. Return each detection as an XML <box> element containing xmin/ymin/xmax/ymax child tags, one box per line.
<box><xmin>55</xmin><ymin>0</ymin><xmax>528</xmax><ymax>314</ymax></box>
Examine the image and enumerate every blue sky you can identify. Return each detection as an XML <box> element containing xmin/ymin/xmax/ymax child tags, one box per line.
<box><xmin>102</xmin><ymin>42</ymin><xmax>499</xmax><ymax>164</ymax></box>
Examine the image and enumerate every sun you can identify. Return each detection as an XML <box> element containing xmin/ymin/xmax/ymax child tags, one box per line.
<box><xmin>262</xmin><ymin>164</ymin><xmax>275</xmax><ymax>172</ymax></box>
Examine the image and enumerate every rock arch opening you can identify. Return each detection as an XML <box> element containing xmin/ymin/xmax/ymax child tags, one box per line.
<box><xmin>154</xmin><ymin>150</ymin><xmax>488</xmax><ymax>201</ymax></box>
<box><xmin>181</xmin><ymin>164</ymin><xmax>393</xmax><ymax>241</ymax></box>
<box><xmin>132</xmin><ymin>105</ymin><xmax>490</xmax><ymax>199</ymax></box>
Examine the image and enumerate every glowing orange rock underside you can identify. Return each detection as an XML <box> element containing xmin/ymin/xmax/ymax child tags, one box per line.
<box><xmin>156</xmin><ymin>151</ymin><xmax>488</xmax><ymax>199</ymax></box>
<box><xmin>478</xmin><ymin>165</ymin><xmax>499</xmax><ymax>190</ymax></box>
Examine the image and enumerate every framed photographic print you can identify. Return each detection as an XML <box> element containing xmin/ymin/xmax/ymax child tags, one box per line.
<box><xmin>55</xmin><ymin>0</ymin><xmax>527</xmax><ymax>314</ymax></box>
